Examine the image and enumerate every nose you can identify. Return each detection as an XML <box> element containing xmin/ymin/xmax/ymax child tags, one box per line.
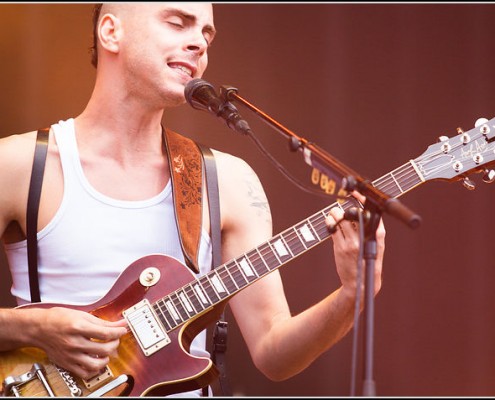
<box><xmin>185</xmin><ymin>30</ymin><xmax>209</xmax><ymax>55</ymax></box>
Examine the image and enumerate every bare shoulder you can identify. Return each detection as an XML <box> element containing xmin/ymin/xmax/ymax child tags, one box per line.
<box><xmin>211</xmin><ymin>148</ymin><xmax>272</xmax><ymax>225</ymax></box>
<box><xmin>0</xmin><ymin>131</ymin><xmax>38</xmax><ymax>175</ymax></box>
<box><xmin>0</xmin><ymin>131</ymin><xmax>38</xmax><ymax>203</ymax></box>
<box><xmin>210</xmin><ymin>148</ymin><xmax>249</xmax><ymax>167</ymax></box>
<box><xmin>211</xmin><ymin>148</ymin><xmax>265</xmax><ymax>194</ymax></box>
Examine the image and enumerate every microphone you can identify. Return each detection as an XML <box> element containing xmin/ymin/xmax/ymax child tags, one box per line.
<box><xmin>184</xmin><ymin>78</ymin><xmax>252</xmax><ymax>135</ymax></box>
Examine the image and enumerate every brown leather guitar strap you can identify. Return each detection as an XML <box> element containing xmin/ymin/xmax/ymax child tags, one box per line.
<box><xmin>163</xmin><ymin>127</ymin><xmax>204</xmax><ymax>273</ymax></box>
<box><xmin>164</xmin><ymin>129</ymin><xmax>232</xmax><ymax>396</ymax></box>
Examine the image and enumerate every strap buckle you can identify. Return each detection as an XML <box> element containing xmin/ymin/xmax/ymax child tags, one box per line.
<box><xmin>212</xmin><ymin>320</ymin><xmax>228</xmax><ymax>354</ymax></box>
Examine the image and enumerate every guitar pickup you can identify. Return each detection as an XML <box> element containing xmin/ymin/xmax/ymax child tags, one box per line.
<box><xmin>123</xmin><ymin>299</ymin><xmax>170</xmax><ymax>356</ymax></box>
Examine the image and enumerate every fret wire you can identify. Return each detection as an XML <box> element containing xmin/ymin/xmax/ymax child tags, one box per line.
<box><xmin>192</xmin><ymin>280</ymin><xmax>212</xmax><ymax>309</ymax></box>
<box><xmin>202</xmin><ymin>274</ymin><xmax>222</xmax><ymax>302</ymax></box>
<box><xmin>176</xmin><ymin>288</ymin><xmax>196</xmax><ymax>317</ymax></box>
<box><xmin>373</xmin><ymin>162</ymin><xmax>413</xmax><ymax>188</ymax></box>
<box><xmin>210</xmin><ymin>270</ymin><xmax>230</xmax><ymax>299</ymax></box>
<box><xmin>155</xmin><ymin>299</ymin><xmax>177</xmax><ymax>329</ymax></box>
<box><xmin>376</xmin><ymin>173</ymin><xmax>405</xmax><ymax>196</ymax></box>
<box><xmin>246</xmin><ymin>248</ymin><xmax>269</xmax><ymax>276</ymax></box>
<box><xmin>224</xmin><ymin>264</ymin><xmax>240</xmax><ymax>290</ymax></box>
<box><xmin>309</xmin><ymin>212</ymin><xmax>330</xmax><ymax>240</ymax></box>
<box><xmin>293</xmin><ymin>225</ymin><xmax>309</xmax><ymax>251</ymax></box>
<box><xmin>181</xmin><ymin>285</ymin><xmax>201</xmax><ymax>315</ymax></box>
<box><xmin>183</xmin><ymin>283</ymin><xmax>204</xmax><ymax>313</ymax></box>
<box><xmin>226</xmin><ymin>259</ymin><xmax>249</xmax><ymax>288</ymax></box>
<box><xmin>372</xmin><ymin>165</ymin><xmax>402</xmax><ymax>186</ymax></box>
<box><xmin>198</xmin><ymin>275</ymin><xmax>216</xmax><ymax>304</ymax></box>
<box><xmin>279</xmin><ymin>235</ymin><xmax>295</xmax><ymax>258</ymax></box>
<box><xmin>267</xmin><ymin>239</ymin><xmax>282</xmax><ymax>265</ymax></box>
<box><xmin>165</xmin><ymin>294</ymin><xmax>184</xmax><ymax>324</ymax></box>
<box><xmin>170</xmin><ymin>292</ymin><xmax>188</xmax><ymax>321</ymax></box>
<box><xmin>373</xmin><ymin>162</ymin><xmax>421</xmax><ymax>196</ymax></box>
<box><xmin>280</xmin><ymin>230</ymin><xmax>303</xmax><ymax>258</ymax></box>
<box><xmin>393</xmin><ymin>165</ymin><xmax>423</xmax><ymax>192</ymax></box>
<box><xmin>233</xmin><ymin>257</ymin><xmax>256</xmax><ymax>283</ymax></box>
<box><xmin>215</xmin><ymin>266</ymin><xmax>237</xmax><ymax>294</ymax></box>
<box><xmin>258</xmin><ymin>242</ymin><xmax>279</xmax><ymax>271</ymax></box>
<box><xmin>241</xmin><ymin>252</ymin><xmax>261</xmax><ymax>279</ymax></box>
<box><xmin>305</xmin><ymin>217</ymin><xmax>322</xmax><ymax>242</ymax></box>
<box><xmin>255</xmin><ymin>248</ymin><xmax>271</xmax><ymax>274</ymax></box>
<box><xmin>165</xmin><ymin>287</ymin><xmax>193</xmax><ymax>321</ymax></box>
<box><xmin>152</xmin><ymin>301</ymin><xmax>173</xmax><ymax>331</ymax></box>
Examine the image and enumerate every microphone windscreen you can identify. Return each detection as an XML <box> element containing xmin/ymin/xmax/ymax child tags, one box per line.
<box><xmin>184</xmin><ymin>78</ymin><xmax>216</xmax><ymax>111</ymax></box>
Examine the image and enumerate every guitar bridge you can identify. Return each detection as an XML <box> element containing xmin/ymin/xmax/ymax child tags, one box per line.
<box><xmin>123</xmin><ymin>299</ymin><xmax>170</xmax><ymax>356</ymax></box>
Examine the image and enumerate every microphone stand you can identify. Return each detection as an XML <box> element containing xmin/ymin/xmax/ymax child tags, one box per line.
<box><xmin>220</xmin><ymin>85</ymin><xmax>421</xmax><ymax>396</ymax></box>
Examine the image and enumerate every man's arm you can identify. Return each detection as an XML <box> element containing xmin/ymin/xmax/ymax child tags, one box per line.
<box><xmin>215</xmin><ymin>150</ymin><xmax>385</xmax><ymax>381</ymax></box>
<box><xmin>0</xmin><ymin>133</ymin><xmax>128</xmax><ymax>380</ymax></box>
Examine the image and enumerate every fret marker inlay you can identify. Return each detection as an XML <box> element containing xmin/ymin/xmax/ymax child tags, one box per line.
<box><xmin>239</xmin><ymin>258</ymin><xmax>255</xmax><ymax>276</ymax></box>
<box><xmin>300</xmin><ymin>224</ymin><xmax>315</xmax><ymax>242</ymax></box>
<box><xmin>274</xmin><ymin>239</ymin><xmax>289</xmax><ymax>257</ymax></box>
<box><xmin>179</xmin><ymin>292</ymin><xmax>194</xmax><ymax>312</ymax></box>
<box><xmin>211</xmin><ymin>274</ymin><xmax>226</xmax><ymax>293</ymax></box>
<box><xmin>193</xmin><ymin>284</ymin><xmax>208</xmax><ymax>304</ymax></box>
<box><xmin>165</xmin><ymin>300</ymin><xmax>180</xmax><ymax>321</ymax></box>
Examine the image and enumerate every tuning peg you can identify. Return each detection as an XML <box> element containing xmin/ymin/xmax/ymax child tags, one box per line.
<box><xmin>457</xmin><ymin>128</ymin><xmax>471</xmax><ymax>144</ymax></box>
<box><xmin>482</xmin><ymin>169</ymin><xmax>495</xmax><ymax>184</ymax></box>
<box><xmin>462</xmin><ymin>176</ymin><xmax>476</xmax><ymax>190</ymax></box>
<box><xmin>475</xmin><ymin>117</ymin><xmax>489</xmax><ymax>127</ymax></box>
<box><xmin>438</xmin><ymin>136</ymin><xmax>451</xmax><ymax>153</ymax></box>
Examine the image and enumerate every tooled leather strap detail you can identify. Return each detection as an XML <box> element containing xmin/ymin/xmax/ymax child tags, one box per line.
<box><xmin>163</xmin><ymin>128</ymin><xmax>203</xmax><ymax>274</ymax></box>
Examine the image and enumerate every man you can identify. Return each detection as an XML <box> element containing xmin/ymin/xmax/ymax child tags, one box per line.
<box><xmin>0</xmin><ymin>3</ymin><xmax>385</xmax><ymax>397</ymax></box>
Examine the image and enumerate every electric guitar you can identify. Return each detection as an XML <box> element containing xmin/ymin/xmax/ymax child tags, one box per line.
<box><xmin>2</xmin><ymin>117</ymin><xmax>495</xmax><ymax>397</ymax></box>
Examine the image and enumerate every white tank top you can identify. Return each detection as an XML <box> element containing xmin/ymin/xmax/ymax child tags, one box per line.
<box><xmin>4</xmin><ymin>119</ymin><xmax>213</xmax><ymax>396</ymax></box>
<box><xmin>5</xmin><ymin>118</ymin><xmax>213</xmax><ymax>305</ymax></box>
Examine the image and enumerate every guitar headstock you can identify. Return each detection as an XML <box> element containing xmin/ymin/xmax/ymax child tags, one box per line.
<box><xmin>414</xmin><ymin>117</ymin><xmax>495</xmax><ymax>189</ymax></box>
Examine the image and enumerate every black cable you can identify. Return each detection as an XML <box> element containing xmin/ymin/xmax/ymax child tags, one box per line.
<box><xmin>350</xmin><ymin>208</ymin><xmax>365</xmax><ymax>396</ymax></box>
<box><xmin>246</xmin><ymin>130</ymin><xmax>347</xmax><ymax>200</ymax></box>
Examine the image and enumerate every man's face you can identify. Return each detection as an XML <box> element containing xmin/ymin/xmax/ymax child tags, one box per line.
<box><xmin>104</xmin><ymin>3</ymin><xmax>216</xmax><ymax>106</ymax></box>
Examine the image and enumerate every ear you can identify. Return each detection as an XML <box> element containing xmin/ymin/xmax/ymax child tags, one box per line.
<box><xmin>98</xmin><ymin>13</ymin><xmax>122</xmax><ymax>55</ymax></box>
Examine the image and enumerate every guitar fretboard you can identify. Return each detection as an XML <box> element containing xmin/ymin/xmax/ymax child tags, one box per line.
<box><xmin>152</xmin><ymin>160</ymin><xmax>423</xmax><ymax>332</ymax></box>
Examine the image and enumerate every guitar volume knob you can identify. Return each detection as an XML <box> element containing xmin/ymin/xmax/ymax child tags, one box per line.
<box><xmin>139</xmin><ymin>267</ymin><xmax>161</xmax><ymax>287</ymax></box>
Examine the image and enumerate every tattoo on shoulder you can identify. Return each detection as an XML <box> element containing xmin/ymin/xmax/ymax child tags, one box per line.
<box><xmin>243</xmin><ymin>168</ymin><xmax>271</xmax><ymax>222</ymax></box>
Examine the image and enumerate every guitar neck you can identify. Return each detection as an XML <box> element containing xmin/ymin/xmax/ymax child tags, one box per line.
<box><xmin>151</xmin><ymin>160</ymin><xmax>424</xmax><ymax>333</ymax></box>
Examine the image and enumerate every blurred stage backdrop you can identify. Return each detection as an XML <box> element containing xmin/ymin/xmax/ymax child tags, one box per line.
<box><xmin>1</xmin><ymin>2</ymin><xmax>495</xmax><ymax>397</ymax></box>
